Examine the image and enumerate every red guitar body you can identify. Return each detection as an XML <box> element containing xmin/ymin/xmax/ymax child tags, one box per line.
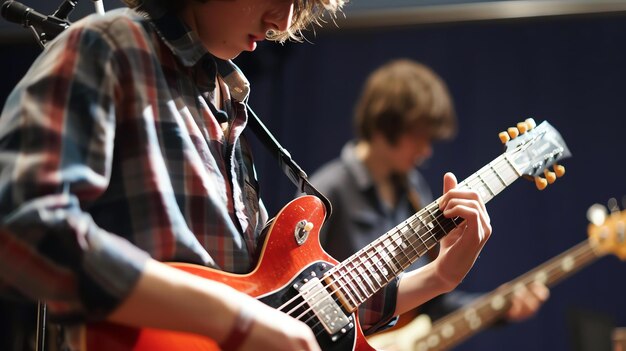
<box><xmin>84</xmin><ymin>196</ymin><xmax>376</xmax><ymax>351</ymax></box>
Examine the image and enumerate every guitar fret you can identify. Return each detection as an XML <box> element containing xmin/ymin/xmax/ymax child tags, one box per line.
<box><xmin>334</xmin><ymin>265</ymin><xmax>364</xmax><ymax>306</ymax></box>
<box><xmin>382</xmin><ymin>238</ymin><xmax>403</xmax><ymax>273</ymax></box>
<box><xmin>415</xmin><ymin>215</ymin><xmax>437</xmax><ymax>250</ymax></box>
<box><xmin>364</xmin><ymin>246</ymin><xmax>386</xmax><ymax>288</ymax></box>
<box><xmin>391</xmin><ymin>232</ymin><xmax>412</xmax><ymax>270</ymax></box>
<box><xmin>348</xmin><ymin>261</ymin><xmax>371</xmax><ymax>298</ymax></box>
<box><xmin>329</xmin><ymin>270</ymin><xmax>359</xmax><ymax>309</ymax></box>
<box><xmin>503</xmin><ymin>154</ymin><xmax>522</xmax><ymax>177</ymax></box>
<box><xmin>358</xmin><ymin>254</ymin><xmax>381</xmax><ymax>291</ymax></box>
<box><xmin>489</xmin><ymin>162</ymin><xmax>507</xmax><ymax>187</ymax></box>
<box><xmin>400</xmin><ymin>224</ymin><xmax>421</xmax><ymax>257</ymax></box>
<box><xmin>343</xmin><ymin>267</ymin><xmax>365</xmax><ymax>304</ymax></box>
<box><xmin>377</xmin><ymin>242</ymin><xmax>398</xmax><ymax>281</ymax></box>
<box><xmin>425</xmin><ymin>205</ymin><xmax>447</xmax><ymax>234</ymax></box>
<box><xmin>411</xmin><ymin>218</ymin><xmax>430</xmax><ymax>251</ymax></box>
<box><xmin>477</xmin><ymin>173</ymin><xmax>495</xmax><ymax>196</ymax></box>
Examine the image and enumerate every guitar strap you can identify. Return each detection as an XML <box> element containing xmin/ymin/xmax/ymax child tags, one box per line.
<box><xmin>246</xmin><ymin>104</ymin><xmax>333</xmax><ymax>219</ymax></box>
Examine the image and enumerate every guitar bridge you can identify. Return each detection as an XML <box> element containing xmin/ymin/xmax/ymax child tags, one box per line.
<box><xmin>296</xmin><ymin>277</ymin><xmax>352</xmax><ymax>337</ymax></box>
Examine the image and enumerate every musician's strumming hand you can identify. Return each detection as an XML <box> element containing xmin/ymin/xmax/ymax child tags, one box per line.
<box><xmin>434</xmin><ymin>172</ymin><xmax>492</xmax><ymax>292</ymax></box>
<box><xmin>234</xmin><ymin>298</ymin><xmax>322</xmax><ymax>351</ymax></box>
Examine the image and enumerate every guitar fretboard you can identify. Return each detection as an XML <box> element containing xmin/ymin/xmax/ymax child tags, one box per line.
<box><xmin>325</xmin><ymin>153</ymin><xmax>523</xmax><ymax>311</ymax></box>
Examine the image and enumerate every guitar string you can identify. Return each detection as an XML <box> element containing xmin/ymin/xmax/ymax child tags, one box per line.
<box><xmin>285</xmin><ymin>156</ymin><xmax>516</xmax><ymax>328</ymax></box>
<box><xmin>276</xmin><ymin>154</ymin><xmax>515</xmax><ymax>318</ymax></box>
<box><xmin>280</xmin><ymin>155</ymin><xmax>518</xmax><ymax>325</ymax></box>
<box><xmin>296</xmin><ymin>165</ymin><xmax>514</xmax><ymax>335</ymax></box>
<box><xmin>277</xmin><ymin>154</ymin><xmax>522</xmax><ymax>331</ymax></box>
<box><xmin>416</xmin><ymin>242</ymin><xmax>596</xmax><ymax>350</ymax></box>
<box><xmin>290</xmin><ymin>134</ymin><xmax>565</xmax><ymax>335</ymax></box>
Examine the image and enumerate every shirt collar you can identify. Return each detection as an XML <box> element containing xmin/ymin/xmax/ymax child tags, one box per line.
<box><xmin>340</xmin><ymin>141</ymin><xmax>374</xmax><ymax>191</ymax></box>
<box><xmin>134</xmin><ymin>1</ymin><xmax>250</xmax><ymax>101</ymax></box>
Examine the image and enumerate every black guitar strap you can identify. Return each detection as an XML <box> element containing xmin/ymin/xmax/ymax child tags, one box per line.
<box><xmin>246</xmin><ymin>104</ymin><xmax>333</xmax><ymax>219</ymax></box>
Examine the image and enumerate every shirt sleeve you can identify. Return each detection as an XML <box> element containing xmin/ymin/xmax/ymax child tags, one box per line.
<box><xmin>0</xmin><ymin>19</ymin><xmax>148</xmax><ymax>323</ymax></box>
<box><xmin>357</xmin><ymin>275</ymin><xmax>402</xmax><ymax>335</ymax></box>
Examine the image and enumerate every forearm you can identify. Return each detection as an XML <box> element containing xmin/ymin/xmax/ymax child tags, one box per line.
<box><xmin>108</xmin><ymin>259</ymin><xmax>242</xmax><ymax>342</ymax></box>
<box><xmin>395</xmin><ymin>263</ymin><xmax>452</xmax><ymax>316</ymax></box>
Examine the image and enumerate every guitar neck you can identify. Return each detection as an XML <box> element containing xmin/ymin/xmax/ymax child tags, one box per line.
<box><xmin>325</xmin><ymin>153</ymin><xmax>523</xmax><ymax>312</ymax></box>
<box><xmin>419</xmin><ymin>240</ymin><xmax>602</xmax><ymax>351</ymax></box>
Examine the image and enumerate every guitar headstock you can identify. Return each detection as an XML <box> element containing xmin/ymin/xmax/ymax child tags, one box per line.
<box><xmin>498</xmin><ymin>118</ymin><xmax>571</xmax><ymax>190</ymax></box>
<box><xmin>587</xmin><ymin>199</ymin><xmax>626</xmax><ymax>260</ymax></box>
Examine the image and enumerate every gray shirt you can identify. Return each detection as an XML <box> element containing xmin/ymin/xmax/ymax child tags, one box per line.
<box><xmin>310</xmin><ymin>141</ymin><xmax>434</xmax><ymax>268</ymax></box>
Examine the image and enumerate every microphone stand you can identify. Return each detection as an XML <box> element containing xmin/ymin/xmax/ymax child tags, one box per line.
<box><xmin>35</xmin><ymin>301</ymin><xmax>46</xmax><ymax>351</ymax></box>
<box><xmin>34</xmin><ymin>0</ymin><xmax>75</xmax><ymax>47</ymax></box>
<box><xmin>93</xmin><ymin>0</ymin><xmax>105</xmax><ymax>15</ymax></box>
<box><xmin>1</xmin><ymin>0</ymin><xmax>106</xmax><ymax>48</ymax></box>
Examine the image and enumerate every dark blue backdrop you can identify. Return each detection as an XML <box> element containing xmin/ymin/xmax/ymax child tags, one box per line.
<box><xmin>235</xmin><ymin>12</ymin><xmax>626</xmax><ymax>351</ymax></box>
<box><xmin>1</xmin><ymin>10</ymin><xmax>625</xmax><ymax>351</ymax></box>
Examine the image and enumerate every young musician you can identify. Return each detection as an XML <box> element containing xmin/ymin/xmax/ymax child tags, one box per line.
<box><xmin>309</xmin><ymin>59</ymin><xmax>549</xmax><ymax>329</ymax></box>
<box><xmin>0</xmin><ymin>1</ymin><xmax>492</xmax><ymax>350</ymax></box>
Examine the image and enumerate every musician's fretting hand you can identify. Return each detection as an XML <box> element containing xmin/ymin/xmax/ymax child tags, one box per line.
<box><xmin>395</xmin><ymin>172</ymin><xmax>492</xmax><ymax>316</ymax></box>
<box><xmin>434</xmin><ymin>172</ymin><xmax>492</xmax><ymax>291</ymax></box>
<box><xmin>503</xmin><ymin>281</ymin><xmax>550</xmax><ymax>321</ymax></box>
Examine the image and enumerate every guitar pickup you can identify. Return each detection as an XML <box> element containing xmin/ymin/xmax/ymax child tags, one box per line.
<box><xmin>297</xmin><ymin>277</ymin><xmax>352</xmax><ymax>336</ymax></box>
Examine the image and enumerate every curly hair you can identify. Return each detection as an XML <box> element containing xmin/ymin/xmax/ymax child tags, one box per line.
<box><xmin>268</xmin><ymin>0</ymin><xmax>347</xmax><ymax>43</ymax></box>
<box><xmin>121</xmin><ymin>0</ymin><xmax>347</xmax><ymax>43</ymax></box>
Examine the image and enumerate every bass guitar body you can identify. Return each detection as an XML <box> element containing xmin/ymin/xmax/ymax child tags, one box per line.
<box><xmin>84</xmin><ymin>196</ymin><xmax>374</xmax><ymax>351</ymax></box>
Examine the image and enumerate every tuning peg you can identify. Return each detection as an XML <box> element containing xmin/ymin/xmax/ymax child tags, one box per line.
<box><xmin>525</xmin><ymin>118</ymin><xmax>537</xmax><ymax>130</ymax></box>
<box><xmin>517</xmin><ymin>121</ymin><xmax>528</xmax><ymax>134</ymax></box>
<box><xmin>534</xmin><ymin>176</ymin><xmax>548</xmax><ymax>190</ymax></box>
<box><xmin>507</xmin><ymin>127</ymin><xmax>519</xmax><ymax>139</ymax></box>
<box><xmin>498</xmin><ymin>131</ymin><xmax>510</xmax><ymax>144</ymax></box>
<box><xmin>608</xmin><ymin>198</ymin><xmax>620</xmax><ymax>213</ymax></box>
<box><xmin>587</xmin><ymin>203</ymin><xmax>608</xmax><ymax>225</ymax></box>
<box><xmin>543</xmin><ymin>169</ymin><xmax>557</xmax><ymax>184</ymax></box>
<box><xmin>553</xmin><ymin>164</ymin><xmax>566</xmax><ymax>177</ymax></box>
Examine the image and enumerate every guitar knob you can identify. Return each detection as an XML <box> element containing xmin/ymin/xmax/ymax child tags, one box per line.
<box><xmin>525</xmin><ymin>118</ymin><xmax>537</xmax><ymax>129</ymax></box>
<box><xmin>534</xmin><ymin>176</ymin><xmax>548</xmax><ymax>190</ymax></box>
<box><xmin>543</xmin><ymin>169</ymin><xmax>557</xmax><ymax>184</ymax></box>
<box><xmin>517</xmin><ymin>121</ymin><xmax>528</xmax><ymax>134</ymax></box>
<box><xmin>507</xmin><ymin>127</ymin><xmax>519</xmax><ymax>139</ymax></box>
<box><xmin>553</xmin><ymin>164</ymin><xmax>566</xmax><ymax>177</ymax></box>
<box><xmin>304</xmin><ymin>221</ymin><xmax>315</xmax><ymax>231</ymax></box>
<box><xmin>498</xmin><ymin>131</ymin><xmax>510</xmax><ymax>144</ymax></box>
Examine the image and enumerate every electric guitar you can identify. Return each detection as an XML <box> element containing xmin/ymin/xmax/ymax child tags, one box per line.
<box><xmin>368</xmin><ymin>203</ymin><xmax>626</xmax><ymax>351</ymax></box>
<box><xmin>83</xmin><ymin>119</ymin><xmax>570</xmax><ymax>351</ymax></box>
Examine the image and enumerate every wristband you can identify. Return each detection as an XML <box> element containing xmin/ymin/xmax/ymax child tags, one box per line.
<box><xmin>219</xmin><ymin>306</ymin><xmax>255</xmax><ymax>350</ymax></box>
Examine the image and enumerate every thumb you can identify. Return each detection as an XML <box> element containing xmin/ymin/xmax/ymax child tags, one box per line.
<box><xmin>442</xmin><ymin>172</ymin><xmax>458</xmax><ymax>194</ymax></box>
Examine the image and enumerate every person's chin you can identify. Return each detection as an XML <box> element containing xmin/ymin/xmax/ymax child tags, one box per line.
<box><xmin>211</xmin><ymin>48</ymin><xmax>243</xmax><ymax>61</ymax></box>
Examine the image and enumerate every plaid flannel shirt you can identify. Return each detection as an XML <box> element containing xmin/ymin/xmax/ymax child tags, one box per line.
<box><xmin>0</xmin><ymin>3</ymin><xmax>397</xmax><ymax>331</ymax></box>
